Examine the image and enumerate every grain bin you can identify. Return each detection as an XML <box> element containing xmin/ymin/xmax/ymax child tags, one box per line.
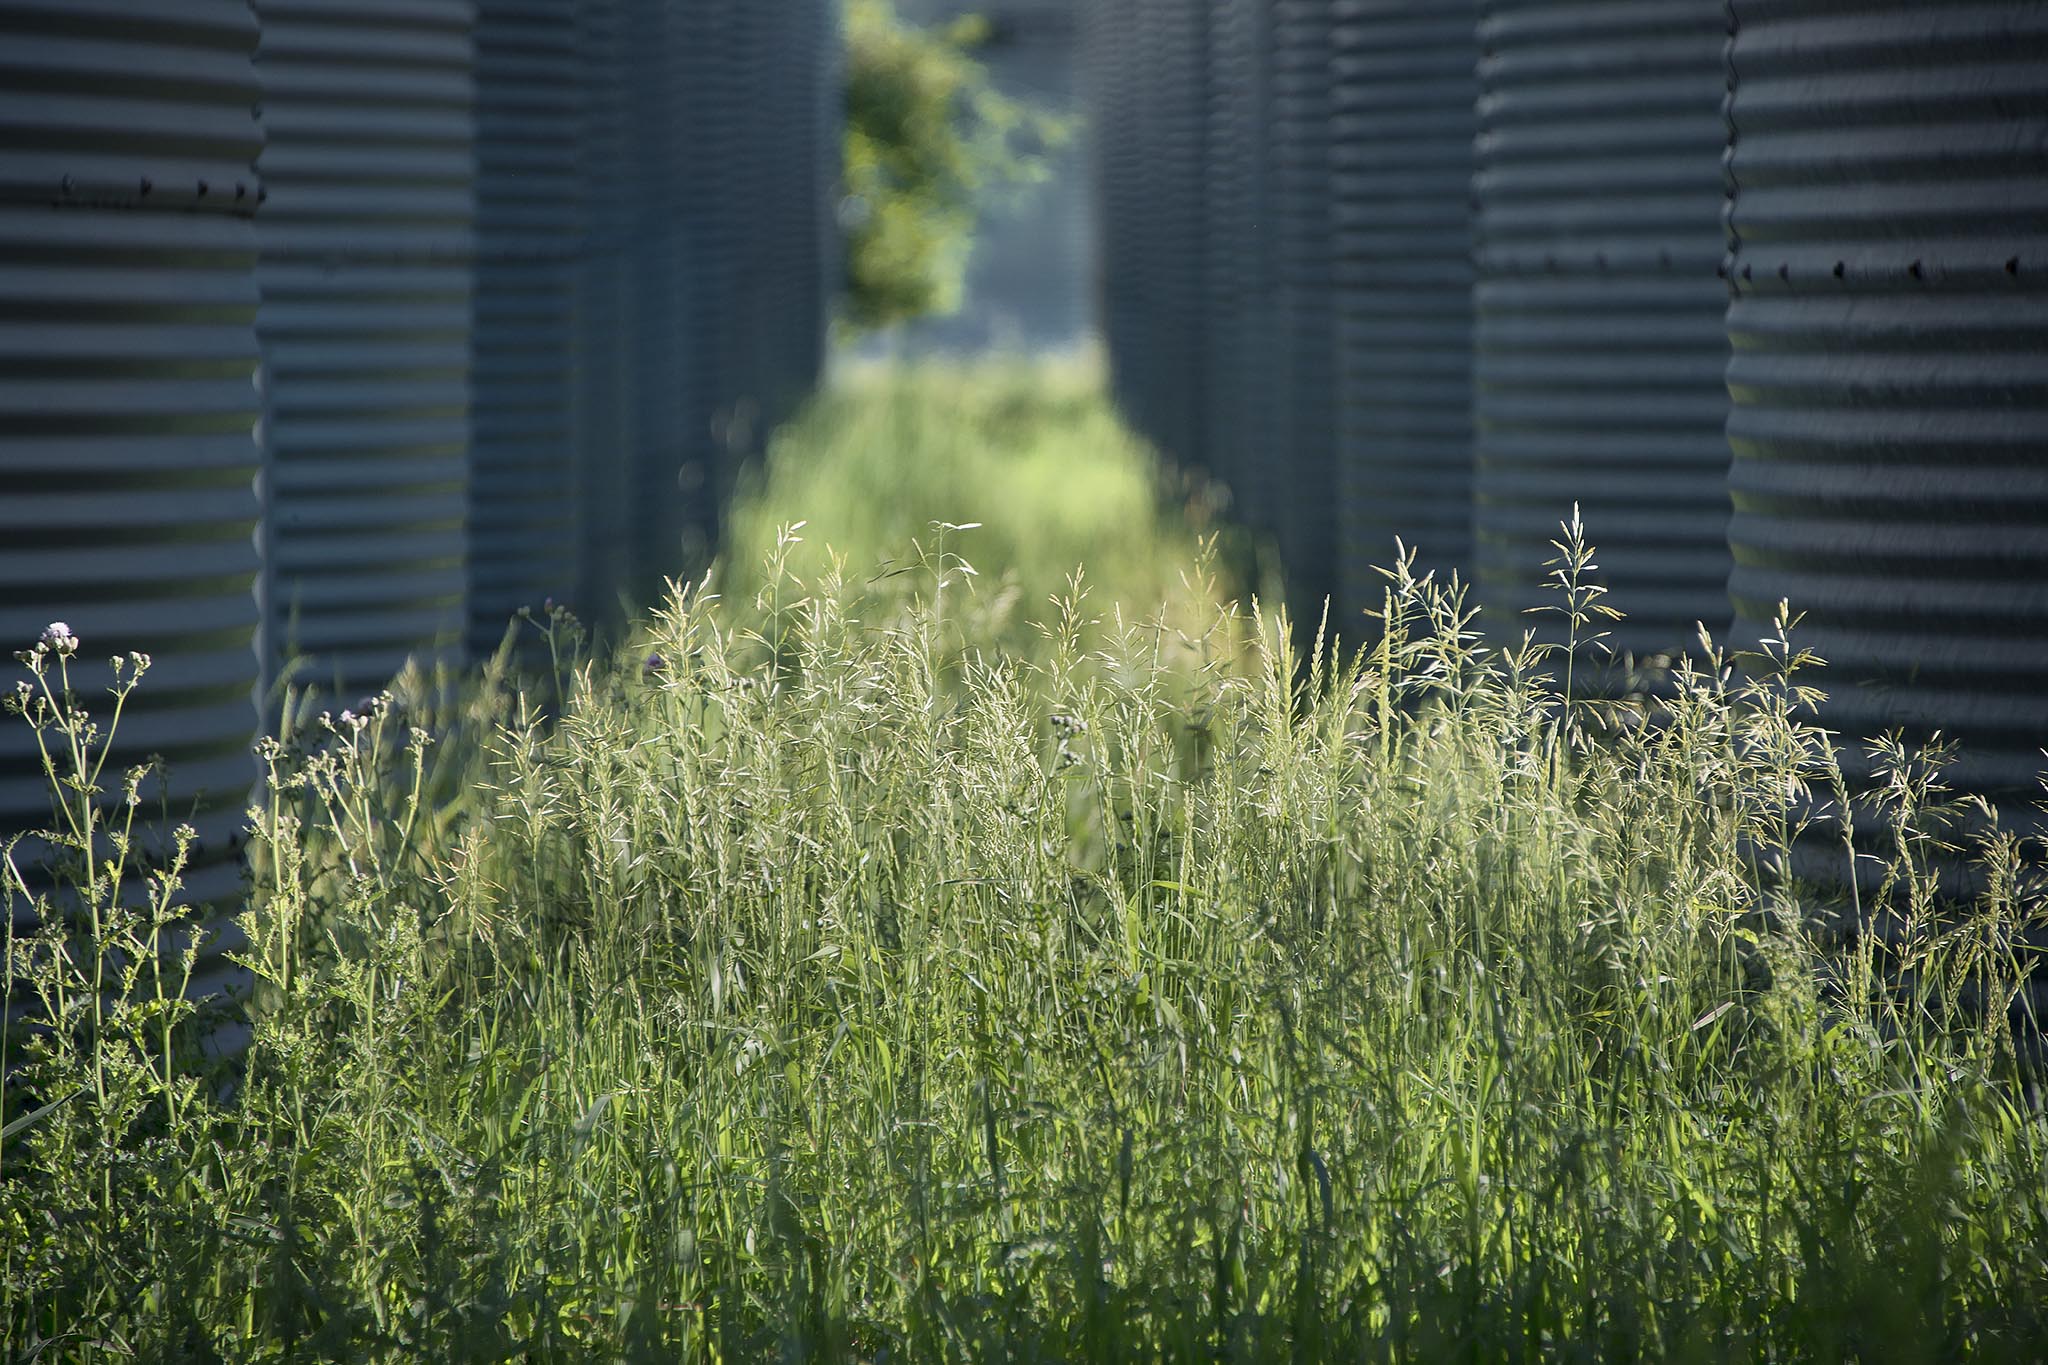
<box><xmin>1203</xmin><ymin>0</ymin><xmax>1275</xmax><ymax>528</ymax></box>
<box><xmin>742</xmin><ymin>0</ymin><xmax>827</xmax><ymax>446</ymax></box>
<box><xmin>1086</xmin><ymin>0</ymin><xmax>1146</xmax><ymax>449</ymax></box>
<box><xmin>1269</xmin><ymin>0</ymin><xmax>1340</xmax><ymax>622</ymax></box>
<box><xmin>0</xmin><ymin>0</ymin><xmax>265</xmax><ymax>1006</ymax></box>
<box><xmin>1331</xmin><ymin>0</ymin><xmax>1477</xmax><ymax>620</ymax></box>
<box><xmin>1473</xmin><ymin>0</ymin><xmax>1731</xmax><ymax>664</ymax></box>
<box><xmin>1101</xmin><ymin>0</ymin><xmax>1173</xmax><ymax>458</ymax></box>
<box><xmin>254</xmin><ymin>0</ymin><xmax>475</xmax><ymax>699</ymax></box>
<box><xmin>779</xmin><ymin>0</ymin><xmax>838</xmax><ymax>427</ymax></box>
<box><xmin>1133</xmin><ymin>0</ymin><xmax>1209</xmax><ymax>471</ymax></box>
<box><xmin>1724</xmin><ymin>1</ymin><xmax>2048</xmax><ymax>840</ymax></box>
<box><xmin>672</xmin><ymin>0</ymin><xmax>745</xmax><ymax>562</ymax></box>
<box><xmin>469</xmin><ymin>0</ymin><xmax>580</xmax><ymax>656</ymax></box>
<box><xmin>622</xmin><ymin>0</ymin><xmax>696</xmax><ymax>604</ymax></box>
<box><xmin>572</xmin><ymin>0</ymin><xmax>635</xmax><ymax>627</ymax></box>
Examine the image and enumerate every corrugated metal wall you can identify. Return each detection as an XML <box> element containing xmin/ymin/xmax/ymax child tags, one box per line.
<box><xmin>572</xmin><ymin>0</ymin><xmax>633</xmax><ymax>627</ymax></box>
<box><xmin>1725</xmin><ymin>1</ymin><xmax>2048</xmax><ymax>835</ymax></box>
<box><xmin>2</xmin><ymin>0</ymin><xmax>839</xmax><ymax>864</ymax></box>
<box><xmin>1331</xmin><ymin>0</ymin><xmax>1476</xmax><ymax>617</ymax></box>
<box><xmin>254</xmin><ymin>0</ymin><xmax>477</xmax><ymax>699</ymax></box>
<box><xmin>1090</xmin><ymin>0</ymin><xmax>1211</xmax><ymax>480</ymax></box>
<box><xmin>1200</xmin><ymin>0</ymin><xmax>1271</xmax><ymax>533</ymax></box>
<box><xmin>622</xmin><ymin>0</ymin><xmax>694</xmax><ymax>608</ymax></box>
<box><xmin>1472</xmin><ymin>0</ymin><xmax>1732</xmax><ymax>664</ymax></box>
<box><xmin>469</xmin><ymin>0</ymin><xmax>579</xmax><ymax>655</ymax></box>
<box><xmin>0</xmin><ymin>0</ymin><xmax>265</xmax><ymax>1006</ymax></box>
<box><xmin>749</xmin><ymin>0</ymin><xmax>837</xmax><ymax>447</ymax></box>
<box><xmin>1092</xmin><ymin>0</ymin><xmax>1342</xmax><ymax>624</ymax></box>
<box><xmin>677</xmin><ymin>0</ymin><xmax>745</xmax><ymax>538</ymax></box>
<box><xmin>1143</xmin><ymin>0</ymin><xmax>1210</xmax><ymax>471</ymax></box>
<box><xmin>248</xmin><ymin>0</ymin><xmax>836</xmax><ymax>657</ymax></box>
<box><xmin>1269</xmin><ymin>0</ymin><xmax>1339</xmax><ymax>620</ymax></box>
<box><xmin>1087</xmin><ymin>0</ymin><xmax>1144</xmax><ymax>456</ymax></box>
<box><xmin>649</xmin><ymin>0</ymin><xmax>837</xmax><ymax>606</ymax></box>
<box><xmin>1082</xmin><ymin>0</ymin><xmax>2048</xmax><ymax>877</ymax></box>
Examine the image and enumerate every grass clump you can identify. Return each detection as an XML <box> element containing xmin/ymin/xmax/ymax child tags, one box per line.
<box><xmin>722</xmin><ymin>358</ymin><xmax>1232</xmax><ymax>665</ymax></box>
<box><xmin>4</xmin><ymin>387</ymin><xmax>2047</xmax><ymax>1359</ymax></box>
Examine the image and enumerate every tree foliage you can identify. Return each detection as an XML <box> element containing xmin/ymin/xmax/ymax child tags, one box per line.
<box><xmin>840</xmin><ymin>0</ymin><xmax>1066</xmax><ymax>333</ymax></box>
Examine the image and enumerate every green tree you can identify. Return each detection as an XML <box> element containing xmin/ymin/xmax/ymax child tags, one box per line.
<box><xmin>840</xmin><ymin>0</ymin><xmax>1066</xmax><ymax>333</ymax></box>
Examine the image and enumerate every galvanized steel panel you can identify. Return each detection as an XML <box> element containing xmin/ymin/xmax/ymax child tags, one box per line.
<box><xmin>1270</xmin><ymin>0</ymin><xmax>1340</xmax><ymax>619</ymax></box>
<box><xmin>623</xmin><ymin>0</ymin><xmax>695</xmax><ymax>603</ymax></box>
<box><xmin>1473</xmin><ymin>0</ymin><xmax>1732</xmax><ymax>663</ymax></box>
<box><xmin>718</xmin><ymin>0</ymin><xmax>833</xmax><ymax>537</ymax></box>
<box><xmin>775</xmin><ymin>0</ymin><xmax>837</xmax><ymax>429</ymax></box>
<box><xmin>0</xmin><ymin>0</ymin><xmax>263</xmax><ymax>213</ymax></box>
<box><xmin>0</xmin><ymin>0</ymin><xmax>264</xmax><ymax>1007</ymax></box>
<box><xmin>801</xmin><ymin>0</ymin><xmax>838</xmax><ymax>401</ymax></box>
<box><xmin>570</xmin><ymin>0</ymin><xmax>834</xmax><ymax>614</ymax></box>
<box><xmin>1133</xmin><ymin>0</ymin><xmax>1209</xmax><ymax>470</ymax></box>
<box><xmin>1725</xmin><ymin>0</ymin><xmax>2048</xmax><ymax>825</ymax></box>
<box><xmin>1086</xmin><ymin>0</ymin><xmax>1146</xmax><ymax>449</ymax></box>
<box><xmin>745</xmin><ymin>0</ymin><xmax>824</xmax><ymax>445</ymax></box>
<box><xmin>254</xmin><ymin>0</ymin><xmax>475</xmax><ymax>698</ymax></box>
<box><xmin>469</xmin><ymin>0</ymin><xmax>579</xmax><ymax>656</ymax></box>
<box><xmin>1201</xmin><ymin>0</ymin><xmax>1272</xmax><ymax>531</ymax></box>
<box><xmin>1331</xmin><ymin>0</ymin><xmax>1477</xmax><ymax>619</ymax></box>
<box><xmin>572</xmin><ymin>0</ymin><xmax>635</xmax><ymax>626</ymax></box>
<box><xmin>1093</xmin><ymin>0</ymin><xmax>1188</xmax><ymax>466</ymax></box>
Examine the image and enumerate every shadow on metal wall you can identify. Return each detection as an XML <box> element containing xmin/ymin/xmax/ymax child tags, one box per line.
<box><xmin>1086</xmin><ymin>0</ymin><xmax>2048</xmax><ymax>873</ymax></box>
<box><xmin>1</xmin><ymin>0</ymin><xmax>840</xmax><ymax>1036</ymax></box>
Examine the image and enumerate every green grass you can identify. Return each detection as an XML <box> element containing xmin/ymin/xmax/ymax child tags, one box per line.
<box><xmin>5</xmin><ymin>364</ymin><xmax>2047</xmax><ymax>1362</ymax></box>
<box><xmin>720</xmin><ymin>357</ymin><xmax>1239</xmax><ymax>659</ymax></box>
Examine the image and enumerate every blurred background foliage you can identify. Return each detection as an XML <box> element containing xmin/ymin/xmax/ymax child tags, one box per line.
<box><xmin>720</xmin><ymin>358</ymin><xmax>1232</xmax><ymax>666</ymax></box>
<box><xmin>840</xmin><ymin>0</ymin><xmax>1069</xmax><ymax>332</ymax></box>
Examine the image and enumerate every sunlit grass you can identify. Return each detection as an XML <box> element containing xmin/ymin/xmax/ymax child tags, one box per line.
<box><xmin>721</xmin><ymin>355</ymin><xmax>1236</xmax><ymax>660</ymax></box>
<box><xmin>4</xmin><ymin>369</ymin><xmax>2046</xmax><ymax>1362</ymax></box>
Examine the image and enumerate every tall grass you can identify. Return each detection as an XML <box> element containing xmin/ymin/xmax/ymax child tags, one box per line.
<box><xmin>4</xmin><ymin>374</ymin><xmax>2047</xmax><ymax>1361</ymax></box>
<box><xmin>721</xmin><ymin>358</ymin><xmax>1241</xmax><ymax>662</ymax></box>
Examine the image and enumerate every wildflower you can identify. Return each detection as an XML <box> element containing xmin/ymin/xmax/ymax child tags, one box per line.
<box><xmin>645</xmin><ymin>652</ymin><xmax>667</xmax><ymax>676</ymax></box>
<box><xmin>40</xmin><ymin>622</ymin><xmax>77</xmax><ymax>654</ymax></box>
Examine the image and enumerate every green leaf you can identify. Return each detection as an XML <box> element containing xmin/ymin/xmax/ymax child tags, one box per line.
<box><xmin>1</xmin><ymin>1087</ymin><xmax>84</xmax><ymax>1143</ymax></box>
